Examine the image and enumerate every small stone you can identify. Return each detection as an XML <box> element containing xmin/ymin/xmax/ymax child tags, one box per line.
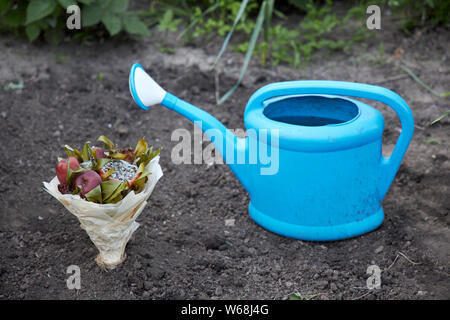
<box><xmin>224</xmin><ymin>218</ymin><xmax>235</xmax><ymax>227</ymax></box>
<box><xmin>417</xmin><ymin>290</ymin><xmax>426</xmax><ymax>296</ymax></box>
<box><xmin>332</xmin><ymin>270</ymin><xmax>339</xmax><ymax>281</ymax></box>
<box><xmin>330</xmin><ymin>283</ymin><xmax>338</xmax><ymax>292</ymax></box>
<box><xmin>375</xmin><ymin>245</ymin><xmax>384</xmax><ymax>254</ymax></box>
<box><xmin>116</xmin><ymin>124</ymin><xmax>129</xmax><ymax>135</ymax></box>
<box><xmin>53</xmin><ymin>130</ymin><xmax>60</xmax><ymax>137</ymax></box>
<box><xmin>1</xmin><ymin>112</ymin><xmax>7</xmax><ymax>118</ymax></box>
<box><xmin>37</xmin><ymin>216</ymin><xmax>43</xmax><ymax>220</ymax></box>
<box><xmin>215</xmin><ymin>286</ymin><xmax>223</xmax><ymax>296</ymax></box>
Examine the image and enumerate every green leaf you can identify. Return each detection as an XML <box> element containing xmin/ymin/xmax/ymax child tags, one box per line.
<box><xmin>177</xmin><ymin>1</ymin><xmax>220</xmax><ymax>41</ymax></box>
<box><xmin>424</xmin><ymin>138</ymin><xmax>440</xmax><ymax>144</ymax></box>
<box><xmin>108</xmin><ymin>194</ymin><xmax>123</xmax><ymax>203</ymax></box>
<box><xmin>25</xmin><ymin>23</ymin><xmax>41</xmax><ymax>42</ymax></box>
<box><xmin>288</xmin><ymin>293</ymin><xmax>321</xmax><ymax>300</ymax></box>
<box><xmin>101</xmin><ymin>180</ymin><xmax>128</xmax><ymax>203</ymax></box>
<box><xmin>139</xmin><ymin>170</ymin><xmax>151</xmax><ymax>180</ymax></box>
<box><xmin>399</xmin><ymin>64</ymin><xmax>446</xmax><ymax>98</ymax></box>
<box><xmin>217</xmin><ymin>0</ymin><xmax>266</xmax><ymax>104</ymax></box>
<box><xmin>3</xmin><ymin>80</ymin><xmax>24</xmax><ymax>90</ymax></box>
<box><xmin>212</xmin><ymin>0</ymin><xmax>249</xmax><ymax>69</ymax></box>
<box><xmin>101</xmin><ymin>12</ymin><xmax>122</xmax><ymax>36</ymax></box>
<box><xmin>84</xmin><ymin>185</ymin><xmax>102</xmax><ymax>203</ymax></box>
<box><xmin>109</xmin><ymin>0</ymin><xmax>128</xmax><ymax>13</ymax></box>
<box><xmin>97</xmin><ymin>135</ymin><xmax>115</xmax><ymax>151</ymax></box>
<box><xmin>430</xmin><ymin>111</ymin><xmax>450</xmax><ymax>125</ymax></box>
<box><xmin>57</xmin><ymin>0</ymin><xmax>77</xmax><ymax>8</ymax></box>
<box><xmin>123</xmin><ymin>15</ymin><xmax>150</xmax><ymax>36</ymax></box>
<box><xmin>81</xmin><ymin>141</ymin><xmax>92</xmax><ymax>162</ymax></box>
<box><xmin>26</xmin><ymin>0</ymin><xmax>57</xmax><ymax>25</ymax></box>
<box><xmin>95</xmin><ymin>158</ymin><xmax>111</xmax><ymax>170</ymax></box>
<box><xmin>136</xmin><ymin>147</ymin><xmax>161</xmax><ymax>167</ymax></box>
<box><xmin>3</xmin><ymin>6</ymin><xmax>25</xmax><ymax>27</ymax></box>
<box><xmin>157</xmin><ymin>9</ymin><xmax>181</xmax><ymax>32</ymax></box>
<box><xmin>137</xmin><ymin>162</ymin><xmax>146</xmax><ymax>175</ymax></box>
<box><xmin>81</xmin><ymin>3</ymin><xmax>103</xmax><ymax>27</ymax></box>
<box><xmin>0</xmin><ymin>0</ymin><xmax>12</xmax><ymax>15</ymax></box>
<box><xmin>64</xmin><ymin>145</ymin><xmax>83</xmax><ymax>162</ymax></box>
<box><xmin>100</xmin><ymin>180</ymin><xmax>122</xmax><ymax>201</ymax></box>
<box><xmin>65</xmin><ymin>158</ymin><xmax>86</xmax><ymax>185</ymax></box>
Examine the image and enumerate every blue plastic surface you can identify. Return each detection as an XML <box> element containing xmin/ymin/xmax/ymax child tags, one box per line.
<box><xmin>139</xmin><ymin>76</ymin><xmax>414</xmax><ymax>241</ymax></box>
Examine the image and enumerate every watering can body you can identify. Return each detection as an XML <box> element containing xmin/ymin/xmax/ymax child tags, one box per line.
<box><xmin>129</xmin><ymin>63</ymin><xmax>414</xmax><ymax>241</ymax></box>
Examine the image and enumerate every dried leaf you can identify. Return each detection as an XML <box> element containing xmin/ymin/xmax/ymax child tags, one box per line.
<box><xmin>97</xmin><ymin>135</ymin><xmax>115</xmax><ymax>152</ymax></box>
<box><xmin>101</xmin><ymin>168</ymin><xmax>115</xmax><ymax>180</ymax></box>
<box><xmin>131</xmin><ymin>171</ymin><xmax>151</xmax><ymax>193</ymax></box>
<box><xmin>110</xmin><ymin>152</ymin><xmax>127</xmax><ymax>160</ymax></box>
<box><xmin>134</xmin><ymin>137</ymin><xmax>148</xmax><ymax>158</ymax></box>
<box><xmin>131</xmin><ymin>176</ymin><xmax>147</xmax><ymax>193</ymax></box>
<box><xmin>119</xmin><ymin>148</ymin><xmax>135</xmax><ymax>163</ymax></box>
<box><xmin>64</xmin><ymin>145</ymin><xmax>83</xmax><ymax>162</ymax></box>
<box><xmin>136</xmin><ymin>147</ymin><xmax>161</xmax><ymax>167</ymax></box>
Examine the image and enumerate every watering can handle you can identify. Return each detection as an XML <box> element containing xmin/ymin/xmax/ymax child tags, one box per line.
<box><xmin>246</xmin><ymin>80</ymin><xmax>414</xmax><ymax>199</ymax></box>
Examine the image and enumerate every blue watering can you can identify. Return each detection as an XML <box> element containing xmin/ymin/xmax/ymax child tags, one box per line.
<box><xmin>129</xmin><ymin>63</ymin><xmax>414</xmax><ymax>241</ymax></box>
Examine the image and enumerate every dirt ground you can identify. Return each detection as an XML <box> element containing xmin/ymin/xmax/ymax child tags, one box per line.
<box><xmin>0</xmin><ymin>15</ymin><xmax>449</xmax><ymax>300</ymax></box>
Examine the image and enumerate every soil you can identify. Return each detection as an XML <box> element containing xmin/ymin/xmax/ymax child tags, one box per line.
<box><xmin>0</xmin><ymin>14</ymin><xmax>449</xmax><ymax>300</ymax></box>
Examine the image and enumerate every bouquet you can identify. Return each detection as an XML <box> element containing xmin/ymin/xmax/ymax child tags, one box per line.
<box><xmin>43</xmin><ymin>135</ymin><xmax>163</xmax><ymax>269</ymax></box>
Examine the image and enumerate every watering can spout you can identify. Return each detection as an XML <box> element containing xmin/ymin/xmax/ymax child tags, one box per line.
<box><xmin>129</xmin><ymin>63</ymin><xmax>250</xmax><ymax>188</ymax></box>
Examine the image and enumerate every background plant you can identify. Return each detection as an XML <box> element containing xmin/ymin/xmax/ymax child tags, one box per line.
<box><xmin>1</xmin><ymin>0</ymin><xmax>448</xmax><ymax>102</ymax></box>
<box><xmin>0</xmin><ymin>0</ymin><xmax>150</xmax><ymax>44</ymax></box>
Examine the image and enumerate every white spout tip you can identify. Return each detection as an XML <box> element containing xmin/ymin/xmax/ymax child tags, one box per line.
<box><xmin>129</xmin><ymin>63</ymin><xmax>166</xmax><ymax>110</ymax></box>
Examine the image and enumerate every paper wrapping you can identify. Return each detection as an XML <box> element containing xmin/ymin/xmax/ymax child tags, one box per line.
<box><xmin>43</xmin><ymin>156</ymin><xmax>163</xmax><ymax>269</ymax></box>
